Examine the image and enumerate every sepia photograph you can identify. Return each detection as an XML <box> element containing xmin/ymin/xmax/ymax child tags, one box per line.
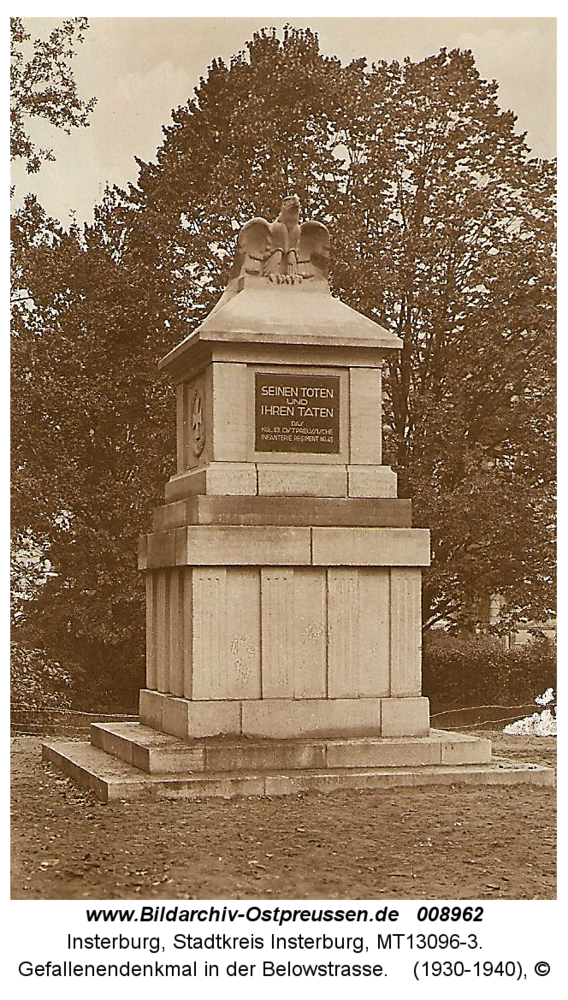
<box><xmin>10</xmin><ymin>11</ymin><xmax>556</xmax><ymax>925</ymax></box>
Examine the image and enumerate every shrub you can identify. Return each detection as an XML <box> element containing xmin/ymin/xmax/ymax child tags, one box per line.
<box><xmin>10</xmin><ymin>640</ymin><xmax>74</xmax><ymax>714</ymax></box>
<box><xmin>422</xmin><ymin>631</ymin><xmax>556</xmax><ymax>709</ymax></box>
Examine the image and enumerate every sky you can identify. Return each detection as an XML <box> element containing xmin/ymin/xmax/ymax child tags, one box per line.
<box><xmin>10</xmin><ymin>15</ymin><xmax>557</xmax><ymax>227</ymax></box>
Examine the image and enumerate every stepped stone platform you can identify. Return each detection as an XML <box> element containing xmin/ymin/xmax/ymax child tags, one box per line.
<box><xmin>42</xmin><ymin>723</ymin><xmax>554</xmax><ymax>803</ymax></box>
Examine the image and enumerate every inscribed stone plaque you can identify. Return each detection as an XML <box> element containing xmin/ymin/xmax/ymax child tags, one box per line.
<box><xmin>255</xmin><ymin>372</ymin><xmax>340</xmax><ymax>453</ymax></box>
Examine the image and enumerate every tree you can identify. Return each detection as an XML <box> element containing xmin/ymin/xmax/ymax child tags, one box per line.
<box><xmin>12</xmin><ymin>27</ymin><xmax>555</xmax><ymax>708</ymax></box>
<box><xmin>11</xmin><ymin>190</ymin><xmax>175</xmax><ymax>708</ymax></box>
<box><xmin>336</xmin><ymin>50</ymin><xmax>556</xmax><ymax>629</ymax></box>
<box><xmin>10</xmin><ymin>16</ymin><xmax>96</xmax><ymax>175</ymax></box>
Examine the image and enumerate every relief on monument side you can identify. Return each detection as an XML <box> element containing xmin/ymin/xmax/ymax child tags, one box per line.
<box><xmin>191</xmin><ymin>568</ymin><xmax>261</xmax><ymax>700</ymax></box>
<box><xmin>190</xmin><ymin>383</ymin><xmax>206</xmax><ymax>457</ymax></box>
<box><xmin>176</xmin><ymin>373</ymin><xmax>208</xmax><ymax>471</ymax></box>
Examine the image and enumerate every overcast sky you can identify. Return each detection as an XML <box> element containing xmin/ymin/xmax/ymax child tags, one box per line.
<box><xmin>11</xmin><ymin>15</ymin><xmax>557</xmax><ymax>227</ymax></box>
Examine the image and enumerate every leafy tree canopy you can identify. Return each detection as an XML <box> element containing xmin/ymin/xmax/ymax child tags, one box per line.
<box><xmin>10</xmin><ymin>16</ymin><xmax>96</xmax><ymax>175</ymax></box>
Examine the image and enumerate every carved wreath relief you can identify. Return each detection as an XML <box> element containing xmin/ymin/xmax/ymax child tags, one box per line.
<box><xmin>190</xmin><ymin>385</ymin><xmax>206</xmax><ymax>457</ymax></box>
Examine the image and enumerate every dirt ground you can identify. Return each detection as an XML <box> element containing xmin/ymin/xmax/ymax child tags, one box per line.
<box><xmin>11</xmin><ymin>731</ymin><xmax>555</xmax><ymax>901</ymax></box>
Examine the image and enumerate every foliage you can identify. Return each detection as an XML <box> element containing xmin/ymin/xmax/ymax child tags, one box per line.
<box><xmin>11</xmin><ymin>641</ymin><xmax>74</xmax><ymax>712</ymax></box>
<box><xmin>11</xmin><ymin>194</ymin><xmax>173</xmax><ymax>710</ymax></box>
<box><xmin>11</xmin><ymin>528</ymin><xmax>55</xmax><ymax>625</ymax></box>
<box><xmin>10</xmin><ymin>16</ymin><xmax>96</xmax><ymax>175</ymax></box>
<box><xmin>422</xmin><ymin>631</ymin><xmax>556</xmax><ymax>709</ymax></box>
<box><xmin>11</xmin><ymin>26</ymin><xmax>556</xmax><ymax>707</ymax></box>
<box><xmin>358</xmin><ymin>54</ymin><xmax>556</xmax><ymax>630</ymax></box>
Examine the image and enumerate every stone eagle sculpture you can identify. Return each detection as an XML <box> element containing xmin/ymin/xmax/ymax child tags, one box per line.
<box><xmin>230</xmin><ymin>194</ymin><xmax>330</xmax><ymax>283</ymax></box>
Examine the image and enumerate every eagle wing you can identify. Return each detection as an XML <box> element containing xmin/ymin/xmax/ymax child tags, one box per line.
<box><xmin>298</xmin><ymin>221</ymin><xmax>331</xmax><ymax>280</ymax></box>
<box><xmin>230</xmin><ymin>217</ymin><xmax>272</xmax><ymax>278</ymax></box>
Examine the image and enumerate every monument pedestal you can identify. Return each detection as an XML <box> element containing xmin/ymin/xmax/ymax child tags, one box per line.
<box><xmin>43</xmin><ymin>200</ymin><xmax>553</xmax><ymax>798</ymax></box>
<box><xmin>135</xmin><ymin>271</ymin><xmax>434</xmax><ymax>744</ymax></box>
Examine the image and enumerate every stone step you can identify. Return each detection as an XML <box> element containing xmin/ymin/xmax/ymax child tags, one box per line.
<box><xmin>91</xmin><ymin>722</ymin><xmax>205</xmax><ymax>773</ymax></box>
<box><xmin>42</xmin><ymin>740</ymin><xmax>554</xmax><ymax>804</ymax></box>
<box><xmin>91</xmin><ymin>722</ymin><xmax>493</xmax><ymax>775</ymax></box>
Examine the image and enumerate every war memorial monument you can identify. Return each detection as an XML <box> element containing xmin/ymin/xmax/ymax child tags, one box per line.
<box><xmin>43</xmin><ymin>196</ymin><xmax>552</xmax><ymax>799</ymax></box>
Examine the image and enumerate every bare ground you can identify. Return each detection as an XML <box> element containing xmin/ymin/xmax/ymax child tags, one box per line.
<box><xmin>11</xmin><ymin>731</ymin><xmax>555</xmax><ymax>901</ymax></box>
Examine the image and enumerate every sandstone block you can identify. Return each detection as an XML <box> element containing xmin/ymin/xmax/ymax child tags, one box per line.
<box><xmin>155</xmin><ymin>569</ymin><xmax>169</xmax><ymax>692</ymax></box>
<box><xmin>209</xmin><ymin>341</ymin><xmax>395</xmax><ymax>369</ymax></box>
<box><xmin>91</xmin><ymin>722</ymin><xmax>207</xmax><ymax>773</ymax></box>
<box><xmin>263</xmin><ymin>771</ymin><xmax>414</xmax><ymax>796</ymax></box>
<box><xmin>326</xmin><ymin>738</ymin><xmax>442</xmax><ymax>768</ymax></box>
<box><xmin>260</xmin><ymin>569</ymin><xmax>326</xmax><ymax>699</ymax></box>
<box><xmin>139</xmin><ymin>688</ymin><xmax>164</xmax><ymax>730</ymax></box>
<box><xmin>205</xmin><ymin>462</ymin><xmax>258</xmax><ymax>495</ymax></box>
<box><xmin>145</xmin><ymin>574</ymin><xmax>157</xmax><ymax>689</ymax></box>
<box><xmin>204</xmin><ymin>741</ymin><xmax>327</xmax><ymax>772</ymax></box>
<box><xmin>168</xmin><ymin>568</ymin><xmax>185</xmax><ymax>697</ymax></box>
<box><xmin>166</xmin><ymin>468</ymin><xmax>207</xmax><ymax>501</ymax></box>
<box><xmin>211</xmin><ymin>363</ymin><xmax>248</xmax><ymax>461</ymax></box>
<box><xmin>257</xmin><ymin>464</ymin><xmax>347</xmax><ymax>497</ymax></box>
<box><xmin>165</xmin><ymin>463</ymin><xmax>257</xmax><ymax>501</ymax></box>
<box><xmin>349</xmin><ymin>367</ymin><xmax>382</xmax><ymax>464</ymax></box>
<box><xmin>91</xmin><ymin>723</ymin><xmax>136</xmax><ymax>766</ymax></box>
<box><xmin>153</xmin><ymin>496</ymin><xmax>413</xmax><ymax>530</ymax></box>
<box><xmin>311</xmin><ymin>527</ymin><xmax>430</xmax><ymax>566</ymax></box>
<box><xmin>348</xmin><ymin>465</ymin><xmax>397</xmax><ymax>498</ymax></box>
<box><xmin>146</xmin><ymin>530</ymin><xmax>177</xmax><ymax>569</ymax></box>
<box><xmin>176</xmin><ymin>525</ymin><xmax>312</xmax><ymax>566</ymax></box>
<box><xmin>176</xmin><ymin>380</ymin><xmax>188</xmax><ymax>472</ymax></box>
<box><xmin>291</xmin><ymin>569</ymin><xmax>327</xmax><ymax>697</ymax></box>
<box><xmin>152</xmin><ymin>499</ymin><xmax>194</xmax><ymax>532</ymax></box>
<box><xmin>260</xmin><ymin>568</ymin><xmax>294</xmax><ymax>697</ymax></box>
<box><xmin>327</xmin><ymin>569</ymin><xmax>360</xmax><ymax>697</ymax></box>
<box><xmin>390</xmin><ymin>568</ymin><xmax>423</xmax><ymax>696</ymax></box>
<box><xmin>380</xmin><ymin>697</ymin><xmax>430</xmax><ymax>737</ymax></box>
<box><xmin>160</xmin><ymin>775</ymin><xmax>267</xmax><ymax>800</ymax></box>
<box><xmin>138</xmin><ymin>534</ymin><xmax>148</xmax><ymax>570</ymax></box>
<box><xmin>191</xmin><ymin>567</ymin><xmax>261</xmax><ymax>700</ymax></box>
<box><xmin>441</xmin><ymin>737</ymin><xmax>492</xmax><ymax>765</ymax></box>
<box><xmin>357</xmin><ymin>568</ymin><xmax>390</xmax><ymax>697</ymax></box>
<box><xmin>241</xmin><ymin>698</ymin><xmax>382</xmax><ymax>739</ymax></box>
<box><xmin>157</xmin><ymin>694</ymin><xmax>242</xmax><ymax>739</ymax></box>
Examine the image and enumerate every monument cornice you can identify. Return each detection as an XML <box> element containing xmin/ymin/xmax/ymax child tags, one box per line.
<box><xmin>160</xmin><ymin>280</ymin><xmax>402</xmax><ymax>379</ymax></box>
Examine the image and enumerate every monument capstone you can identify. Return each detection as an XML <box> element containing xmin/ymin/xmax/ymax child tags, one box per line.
<box><xmin>43</xmin><ymin>197</ymin><xmax>554</xmax><ymax>799</ymax></box>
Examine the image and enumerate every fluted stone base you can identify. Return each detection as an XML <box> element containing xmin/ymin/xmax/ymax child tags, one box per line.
<box><xmin>138</xmin><ymin>524</ymin><xmax>430</xmax><ymax>738</ymax></box>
